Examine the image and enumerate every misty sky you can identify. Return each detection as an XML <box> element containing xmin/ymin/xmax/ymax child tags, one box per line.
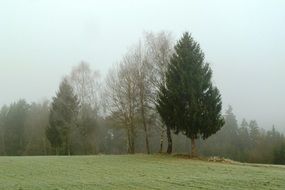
<box><xmin>0</xmin><ymin>0</ymin><xmax>284</xmax><ymax>130</ymax></box>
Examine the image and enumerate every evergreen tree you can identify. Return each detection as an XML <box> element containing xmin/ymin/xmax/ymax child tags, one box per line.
<box><xmin>221</xmin><ymin>106</ymin><xmax>240</xmax><ymax>159</ymax></box>
<box><xmin>24</xmin><ymin>101</ymin><xmax>50</xmax><ymax>155</ymax></box>
<box><xmin>274</xmin><ymin>142</ymin><xmax>285</xmax><ymax>164</ymax></box>
<box><xmin>47</xmin><ymin>78</ymin><xmax>79</xmax><ymax>155</ymax></box>
<box><xmin>46</xmin><ymin>124</ymin><xmax>62</xmax><ymax>155</ymax></box>
<box><xmin>224</xmin><ymin>106</ymin><xmax>239</xmax><ymax>138</ymax></box>
<box><xmin>248</xmin><ymin>120</ymin><xmax>260</xmax><ymax>144</ymax></box>
<box><xmin>2</xmin><ymin>100</ymin><xmax>29</xmax><ymax>155</ymax></box>
<box><xmin>157</xmin><ymin>32</ymin><xmax>224</xmax><ymax>157</ymax></box>
<box><xmin>0</xmin><ymin>106</ymin><xmax>9</xmax><ymax>155</ymax></box>
<box><xmin>241</xmin><ymin>119</ymin><xmax>249</xmax><ymax>129</ymax></box>
<box><xmin>156</xmin><ymin>86</ymin><xmax>175</xmax><ymax>154</ymax></box>
<box><xmin>238</xmin><ymin>118</ymin><xmax>251</xmax><ymax>160</ymax></box>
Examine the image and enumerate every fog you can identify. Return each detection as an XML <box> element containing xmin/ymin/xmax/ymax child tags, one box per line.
<box><xmin>0</xmin><ymin>0</ymin><xmax>284</xmax><ymax>130</ymax></box>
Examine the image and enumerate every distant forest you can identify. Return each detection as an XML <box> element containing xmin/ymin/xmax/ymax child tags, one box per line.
<box><xmin>0</xmin><ymin>32</ymin><xmax>284</xmax><ymax>164</ymax></box>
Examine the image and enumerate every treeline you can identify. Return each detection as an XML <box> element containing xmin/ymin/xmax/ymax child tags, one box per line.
<box><xmin>0</xmin><ymin>99</ymin><xmax>284</xmax><ymax>164</ymax></box>
<box><xmin>198</xmin><ymin>106</ymin><xmax>285</xmax><ymax>164</ymax></box>
<box><xmin>0</xmin><ymin>31</ymin><xmax>284</xmax><ymax>164</ymax></box>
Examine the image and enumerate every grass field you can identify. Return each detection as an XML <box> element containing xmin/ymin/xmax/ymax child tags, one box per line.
<box><xmin>0</xmin><ymin>155</ymin><xmax>284</xmax><ymax>190</ymax></box>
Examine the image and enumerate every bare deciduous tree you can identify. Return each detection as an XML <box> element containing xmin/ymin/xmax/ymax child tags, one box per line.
<box><xmin>134</xmin><ymin>42</ymin><xmax>152</xmax><ymax>154</ymax></box>
<box><xmin>69</xmin><ymin>62</ymin><xmax>101</xmax><ymax>154</ymax></box>
<box><xmin>105</xmin><ymin>54</ymin><xmax>139</xmax><ymax>154</ymax></box>
<box><xmin>144</xmin><ymin>31</ymin><xmax>174</xmax><ymax>153</ymax></box>
<box><xmin>105</xmin><ymin>32</ymin><xmax>173</xmax><ymax>154</ymax></box>
<box><xmin>69</xmin><ymin>61</ymin><xmax>101</xmax><ymax>112</ymax></box>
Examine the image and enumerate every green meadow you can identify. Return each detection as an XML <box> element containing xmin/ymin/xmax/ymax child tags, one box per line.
<box><xmin>0</xmin><ymin>155</ymin><xmax>284</xmax><ymax>190</ymax></box>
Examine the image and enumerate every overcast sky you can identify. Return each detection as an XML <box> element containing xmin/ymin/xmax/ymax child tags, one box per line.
<box><xmin>0</xmin><ymin>0</ymin><xmax>284</xmax><ymax>130</ymax></box>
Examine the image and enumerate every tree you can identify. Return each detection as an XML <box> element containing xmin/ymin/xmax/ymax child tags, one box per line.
<box><xmin>134</xmin><ymin>43</ymin><xmax>152</xmax><ymax>154</ymax></box>
<box><xmin>69</xmin><ymin>61</ymin><xmax>101</xmax><ymax>111</ymax></box>
<box><xmin>47</xmin><ymin>78</ymin><xmax>79</xmax><ymax>155</ymax></box>
<box><xmin>249</xmin><ymin>120</ymin><xmax>260</xmax><ymax>142</ymax></box>
<box><xmin>156</xmin><ymin>86</ymin><xmax>175</xmax><ymax>154</ymax></box>
<box><xmin>219</xmin><ymin>106</ymin><xmax>240</xmax><ymax>159</ymax></box>
<box><xmin>144</xmin><ymin>31</ymin><xmax>173</xmax><ymax>154</ymax></box>
<box><xmin>274</xmin><ymin>142</ymin><xmax>285</xmax><ymax>164</ymax></box>
<box><xmin>24</xmin><ymin>101</ymin><xmax>50</xmax><ymax>155</ymax></box>
<box><xmin>0</xmin><ymin>105</ymin><xmax>9</xmax><ymax>155</ymax></box>
<box><xmin>104</xmin><ymin>32</ymin><xmax>173</xmax><ymax>154</ymax></box>
<box><xmin>3</xmin><ymin>100</ymin><xmax>30</xmax><ymax>156</ymax></box>
<box><xmin>77</xmin><ymin>104</ymin><xmax>98</xmax><ymax>154</ymax></box>
<box><xmin>157</xmin><ymin>32</ymin><xmax>224</xmax><ymax>157</ymax></box>
<box><xmin>46</xmin><ymin>123</ymin><xmax>62</xmax><ymax>155</ymax></box>
<box><xmin>198</xmin><ymin>106</ymin><xmax>241</xmax><ymax>160</ymax></box>
<box><xmin>105</xmin><ymin>54</ymin><xmax>139</xmax><ymax>154</ymax></box>
<box><xmin>238</xmin><ymin>118</ymin><xmax>251</xmax><ymax>161</ymax></box>
<box><xmin>223</xmin><ymin>106</ymin><xmax>239</xmax><ymax>142</ymax></box>
<box><xmin>69</xmin><ymin>62</ymin><xmax>100</xmax><ymax>154</ymax></box>
<box><xmin>241</xmin><ymin>118</ymin><xmax>249</xmax><ymax>129</ymax></box>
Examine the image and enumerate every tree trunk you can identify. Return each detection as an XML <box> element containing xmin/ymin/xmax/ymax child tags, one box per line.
<box><xmin>141</xmin><ymin>105</ymin><xmax>150</xmax><ymax>154</ymax></box>
<box><xmin>127</xmin><ymin>127</ymin><xmax>135</xmax><ymax>154</ymax></box>
<box><xmin>67</xmin><ymin>144</ymin><xmax>71</xmax><ymax>155</ymax></box>
<box><xmin>1</xmin><ymin>129</ymin><xmax>6</xmax><ymax>156</ymax></box>
<box><xmin>166</xmin><ymin>126</ymin><xmax>172</xmax><ymax>154</ymax></box>
<box><xmin>159</xmin><ymin>127</ymin><xmax>165</xmax><ymax>153</ymax></box>
<box><xmin>66</xmin><ymin>134</ymin><xmax>71</xmax><ymax>156</ymax></box>
<box><xmin>84</xmin><ymin>138</ymin><xmax>88</xmax><ymax>155</ymax></box>
<box><xmin>144</xmin><ymin>126</ymin><xmax>150</xmax><ymax>154</ymax></box>
<box><xmin>55</xmin><ymin>147</ymin><xmax>59</xmax><ymax>155</ymax></box>
<box><xmin>127</xmin><ymin>128</ymin><xmax>131</xmax><ymax>154</ymax></box>
<box><xmin>138</xmin><ymin>78</ymin><xmax>150</xmax><ymax>154</ymax></box>
<box><xmin>130</xmin><ymin>123</ymin><xmax>135</xmax><ymax>154</ymax></box>
<box><xmin>191</xmin><ymin>137</ymin><xmax>197</xmax><ymax>158</ymax></box>
<box><xmin>42</xmin><ymin>138</ymin><xmax>47</xmax><ymax>155</ymax></box>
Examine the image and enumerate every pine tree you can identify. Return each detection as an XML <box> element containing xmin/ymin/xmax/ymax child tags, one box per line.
<box><xmin>157</xmin><ymin>32</ymin><xmax>224</xmax><ymax>157</ymax></box>
<box><xmin>46</xmin><ymin>124</ymin><xmax>62</xmax><ymax>155</ymax></box>
<box><xmin>2</xmin><ymin>100</ymin><xmax>29</xmax><ymax>155</ymax></box>
<box><xmin>47</xmin><ymin>78</ymin><xmax>79</xmax><ymax>155</ymax></box>
<box><xmin>156</xmin><ymin>86</ymin><xmax>175</xmax><ymax>154</ymax></box>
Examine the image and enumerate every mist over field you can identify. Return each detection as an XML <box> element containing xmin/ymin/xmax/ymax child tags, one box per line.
<box><xmin>1</xmin><ymin>1</ymin><xmax>285</xmax><ymax>190</ymax></box>
<box><xmin>0</xmin><ymin>0</ymin><xmax>284</xmax><ymax>131</ymax></box>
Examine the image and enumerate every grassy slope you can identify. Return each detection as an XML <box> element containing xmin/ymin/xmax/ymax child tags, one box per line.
<box><xmin>0</xmin><ymin>155</ymin><xmax>284</xmax><ymax>190</ymax></box>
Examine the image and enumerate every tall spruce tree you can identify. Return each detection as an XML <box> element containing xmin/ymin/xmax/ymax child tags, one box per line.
<box><xmin>47</xmin><ymin>78</ymin><xmax>79</xmax><ymax>155</ymax></box>
<box><xmin>157</xmin><ymin>32</ymin><xmax>224</xmax><ymax>157</ymax></box>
